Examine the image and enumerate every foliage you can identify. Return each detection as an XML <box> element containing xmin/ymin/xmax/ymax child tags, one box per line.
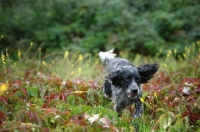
<box><xmin>0</xmin><ymin>0</ymin><xmax>200</xmax><ymax>57</ymax></box>
<box><xmin>0</xmin><ymin>43</ymin><xmax>200</xmax><ymax>131</ymax></box>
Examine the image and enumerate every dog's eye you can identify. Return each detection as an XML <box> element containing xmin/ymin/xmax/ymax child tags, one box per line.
<box><xmin>136</xmin><ymin>78</ymin><xmax>141</xmax><ymax>82</ymax></box>
<box><xmin>124</xmin><ymin>77</ymin><xmax>130</xmax><ymax>82</ymax></box>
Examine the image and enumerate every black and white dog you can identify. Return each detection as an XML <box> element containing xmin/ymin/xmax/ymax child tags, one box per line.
<box><xmin>99</xmin><ymin>49</ymin><xmax>159</xmax><ymax>118</ymax></box>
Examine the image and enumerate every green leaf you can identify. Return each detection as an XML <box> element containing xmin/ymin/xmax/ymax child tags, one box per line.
<box><xmin>174</xmin><ymin>118</ymin><xmax>183</xmax><ymax>131</ymax></box>
<box><xmin>39</xmin><ymin>85</ymin><xmax>46</xmax><ymax>99</ymax></box>
<box><xmin>156</xmin><ymin>108</ymin><xmax>166</xmax><ymax>113</ymax></box>
<box><xmin>26</xmin><ymin>86</ymin><xmax>39</xmax><ymax>97</ymax></box>
<box><xmin>50</xmin><ymin>117</ymin><xmax>55</xmax><ymax>123</ymax></box>
<box><xmin>163</xmin><ymin>114</ymin><xmax>172</xmax><ymax>129</ymax></box>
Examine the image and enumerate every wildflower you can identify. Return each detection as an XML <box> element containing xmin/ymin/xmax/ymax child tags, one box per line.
<box><xmin>185</xmin><ymin>47</ymin><xmax>188</xmax><ymax>51</ymax></box>
<box><xmin>74</xmin><ymin>90</ymin><xmax>85</xmax><ymax>94</ymax></box>
<box><xmin>168</xmin><ymin>50</ymin><xmax>172</xmax><ymax>54</ymax></box>
<box><xmin>167</xmin><ymin>53</ymin><xmax>170</xmax><ymax>58</ymax></box>
<box><xmin>6</xmin><ymin>49</ymin><xmax>9</xmax><ymax>60</ymax></box>
<box><xmin>18</xmin><ymin>50</ymin><xmax>21</xmax><ymax>60</ymax></box>
<box><xmin>188</xmin><ymin>48</ymin><xmax>190</xmax><ymax>52</ymax></box>
<box><xmin>174</xmin><ymin>49</ymin><xmax>177</xmax><ymax>54</ymax></box>
<box><xmin>1</xmin><ymin>53</ymin><xmax>5</xmax><ymax>64</ymax></box>
<box><xmin>78</xmin><ymin>54</ymin><xmax>83</xmax><ymax>61</ymax></box>
<box><xmin>71</xmin><ymin>71</ymin><xmax>74</xmax><ymax>74</ymax></box>
<box><xmin>30</xmin><ymin>42</ymin><xmax>33</xmax><ymax>46</ymax></box>
<box><xmin>166</xmin><ymin>50</ymin><xmax>171</xmax><ymax>57</ymax></box>
<box><xmin>42</xmin><ymin>61</ymin><xmax>47</xmax><ymax>66</ymax></box>
<box><xmin>164</xmin><ymin>64</ymin><xmax>167</xmax><ymax>67</ymax></box>
<box><xmin>183</xmin><ymin>53</ymin><xmax>187</xmax><ymax>59</ymax></box>
<box><xmin>64</xmin><ymin>51</ymin><xmax>68</xmax><ymax>58</ymax></box>
<box><xmin>78</xmin><ymin>67</ymin><xmax>81</xmax><ymax>73</ymax></box>
<box><xmin>0</xmin><ymin>83</ymin><xmax>8</xmax><ymax>95</ymax></box>
<box><xmin>154</xmin><ymin>92</ymin><xmax>157</xmax><ymax>98</ymax></box>
<box><xmin>140</xmin><ymin>97</ymin><xmax>144</xmax><ymax>103</ymax></box>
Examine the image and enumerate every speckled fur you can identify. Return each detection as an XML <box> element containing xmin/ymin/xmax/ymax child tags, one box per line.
<box><xmin>99</xmin><ymin>50</ymin><xmax>159</xmax><ymax>118</ymax></box>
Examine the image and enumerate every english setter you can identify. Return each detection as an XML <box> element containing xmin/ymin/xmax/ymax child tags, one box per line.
<box><xmin>99</xmin><ymin>49</ymin><xmax>159</xmax><ymax>118</ymax></box>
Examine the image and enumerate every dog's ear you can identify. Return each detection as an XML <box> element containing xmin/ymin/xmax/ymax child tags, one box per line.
<box><xmin>137</xmin><ymin>63</ymin><xmax>159</xmax><ymax>83</ymax></box>
<box><xmin>108</xmin><ymin>68</ymin><xmax>122</xmax><ymax>86</ymax></box>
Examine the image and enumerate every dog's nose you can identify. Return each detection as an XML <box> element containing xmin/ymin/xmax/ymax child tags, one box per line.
<box><xmin>132</xmin><ymin>89</ymin><xmax>138</xmax><ymax>94</ymax></box>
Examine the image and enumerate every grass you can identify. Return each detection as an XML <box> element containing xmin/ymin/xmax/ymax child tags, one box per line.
<box><xmin>0</xmin><ymin>42</ymin><xmax>200</xmax><ymax>131</ymax></box>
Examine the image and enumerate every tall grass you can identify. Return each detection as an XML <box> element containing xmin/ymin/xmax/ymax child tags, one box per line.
<box><xmin>0</xmin><ymin>42</ymin><xmax>199</xmax><ymax>131</ymax></box>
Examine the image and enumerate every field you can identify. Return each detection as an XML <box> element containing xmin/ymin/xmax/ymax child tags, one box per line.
<box><xmin>0</xmin><ymin>43</ymin><xmax>200</xmax><ymax>132</ymax></box>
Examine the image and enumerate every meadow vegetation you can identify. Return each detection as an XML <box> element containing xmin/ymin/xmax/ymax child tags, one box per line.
<box><xmin>0</xmin><ymin>42</ymin><xmax>200</xmax><ymax>131</ymax></box>
<box><xmin>1</xmin><ymin>0</ymin><xmax>200</xmax><ymax>57</ymax></box>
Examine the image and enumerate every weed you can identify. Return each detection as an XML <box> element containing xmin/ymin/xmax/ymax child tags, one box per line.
<box><xmin>0</xmin><ymin>42</ymin><xmax>199</xmax><ymax>131</ymax></box>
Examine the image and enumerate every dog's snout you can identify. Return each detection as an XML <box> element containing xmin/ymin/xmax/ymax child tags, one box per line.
<box><xmin>132</xmin><ymin>89</ymin><xmax>138</xmax><ymax>94</ymax></box>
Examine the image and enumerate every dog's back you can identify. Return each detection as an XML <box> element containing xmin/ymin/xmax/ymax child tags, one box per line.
<box><xmin>99</xmin><ymin>49</ymin><xmax>159</xmax><ymax>118</ymax></box>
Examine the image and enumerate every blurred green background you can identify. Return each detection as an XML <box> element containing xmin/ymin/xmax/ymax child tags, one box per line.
<box><xmin>0</xmin><ymin>0</ymin><xmax>199</xmax><ymax>57</ymax></box>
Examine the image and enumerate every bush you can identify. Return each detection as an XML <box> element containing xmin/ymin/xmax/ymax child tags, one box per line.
<box><xmin>0</xmin><ymin>0</ymin><xmax>200</xmax><ymax>57</ymax></box>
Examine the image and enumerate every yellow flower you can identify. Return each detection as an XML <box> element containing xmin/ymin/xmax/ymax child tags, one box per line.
<box><xmin>188</xmin><ymin>48</ymin><xmax>190</xmax><ymax>54</ymax></box>
<box><xmin>30</xmin><ymin>42</ymin><xmax>33</xmax><ymax>46</ymax></box>
<box><xmin>78</xmin><ymin>68</ymin><xmax>81</xmax><ymax>73</ymax></box>
<box><xmin>167</xmin><ymin>53</ymin><xmax>170</xmax><ymax>58</ymax></box>
<box><xmin>140</xmin><ymin>97</ymin><xmax>144</xmax><ymax>103</ymax></box>
<box><xmin>64</xmin><ymin>51</ymin><xmax>69</xmax><ymax>58</ymax></box>
<box><xmin>164</xmin><ymin>64</ymin><xmax>167</xmax><ymax>67</ymax></box>
<box><xmin>183</xmin><ymin>53</ymin><xmax>187</xmax><ymax>59</ymax></box>
<box><xmin>0</xmin><ymin>83</ymin><xmax>8</xmax><ymax>95</ymax></box>
<box><xmin>78</xmin><ymin>54</ymin><xmax>83</xmax><ymax>61</ymax></box>
<box><xmin>74</xmin><ymin>91</ymin><xmax>85</xmax><ymax>94</ymax></box>
<box><xmin>174</xmin><ymin>49</ymin><xmax>177</xmax><ymax>54</ymax></box>
<box><xmin>168</xmin><ymin>50</ymin><xmax>172</xmax><ymax>54</ymax></box>
<box><xmin>1</xmin><ymin>53</ymin><xmax>5</xmax><ymax>64</ymax></box>
<box><xmin>18</xmin><ymin>50</ymin><xmax>21</xmax><ymax>60</ymax></box>
<box><xmin>42</xmin><ymin>61</ymin><xmax>46</xmax><ymax>66</ymax></box>
<box><xmin>154</xmin><ymin>92</ymin><xmax>157</xmax><ymax>98</ymax></box>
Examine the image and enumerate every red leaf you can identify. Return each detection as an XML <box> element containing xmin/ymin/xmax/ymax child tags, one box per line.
<box><xmin>169</xmin><ymin>102</ymin><xmax>173</xmax><ymax>108</ymax></box>
<box><xmin>194</xmin><ymin>87</ymin><xmax>200</xmax><ymax>94</ymax></box>
<box><xmin>187</xmin><ymin>95</ymin><xmax>197</xmax><ymax>102</ymax></box>
<box><xmin>22</xmin><ymin>88</ymin><xmax>28</xmax><ymax>96</ymax></box>
<box><xmin>60</xmin><ymin>94</ymin><xmax>66</xmax><ymax>102</ymax></box>
<box><xmin>0</xmin><ymin>96</ymin><xmax>7</xmax><ymax>104</ymax></box>
<box><xmin>182</xmin><ymin>87</ymin><xmax>191</xmax><ymax>96</ymax></box>
<box><xmin>0</xmin><ymin>110</ymin><xmax>5</xmax><ymax>124</ymax></box>
<box><xmin>182</xmin><ymin>110</ymin><xmax>200</xmax><ymax>125</ymax></box>
<box><xmin>43</xmin><ymin>128</ymin><xmax>49</xmax><ymax>132</ymax></box>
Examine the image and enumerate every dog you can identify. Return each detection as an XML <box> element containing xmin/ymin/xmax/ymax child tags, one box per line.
<box><xmin>99</xmin><ymin>49</ymin><xmax>159</xmax><ymax>118</ymax></box>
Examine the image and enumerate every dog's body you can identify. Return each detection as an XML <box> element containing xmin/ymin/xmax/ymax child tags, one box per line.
<box><xmin>99</xmin><ymin>49</ymin><xmax>159</xmax><ymax>118</ymax></box>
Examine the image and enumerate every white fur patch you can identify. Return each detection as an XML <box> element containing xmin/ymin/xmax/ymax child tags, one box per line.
<box><xmin>99</xmin><ymin>49</ymin><xmax>116</xmax><ymax>64</ymax></box>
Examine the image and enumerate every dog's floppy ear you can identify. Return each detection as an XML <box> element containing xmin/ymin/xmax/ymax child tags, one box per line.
<box><xmin>108</xmin><ymin>68</ymin><xmax>122</xmax><ymax>86</ymax></box>
<box><xmin>137</xmin><ymin>63</ymin><xmax>159</xmax><ymax>83</ymax></box>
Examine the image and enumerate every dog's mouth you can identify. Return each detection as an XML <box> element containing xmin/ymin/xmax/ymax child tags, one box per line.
<box><xmin>127</xmin><ymin>93</ymin><xmax>137</xmax><ymax>99</ymax></box>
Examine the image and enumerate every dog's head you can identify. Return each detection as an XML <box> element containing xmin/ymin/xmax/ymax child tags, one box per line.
<box><xmin>109</xmin><ymin>63</ymin><xmax>159</xmax><ymax>99</ymax></box>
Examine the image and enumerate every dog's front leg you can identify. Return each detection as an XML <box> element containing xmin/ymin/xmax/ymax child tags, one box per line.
<box><xmin>133</xmin><ymin>99</ymin><xmax>143</xmax><ymax>118</ymax></box>
<box><xmin>114</xmin><ymin>104</ymin><xmax>123</xmax><ymax>117</ymax></box>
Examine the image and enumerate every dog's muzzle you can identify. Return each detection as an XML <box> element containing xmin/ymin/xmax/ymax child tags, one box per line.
<box><xmin>127</xmin><ymin>89</ymin><xmax>138</xmax><ymax>99</ymax></box>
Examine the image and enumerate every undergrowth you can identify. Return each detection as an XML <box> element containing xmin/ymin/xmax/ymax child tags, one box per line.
<box><xmin>0</xmin><ymin>42</ymin><xmax>200</xmax><ymax>131</ymax></box>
